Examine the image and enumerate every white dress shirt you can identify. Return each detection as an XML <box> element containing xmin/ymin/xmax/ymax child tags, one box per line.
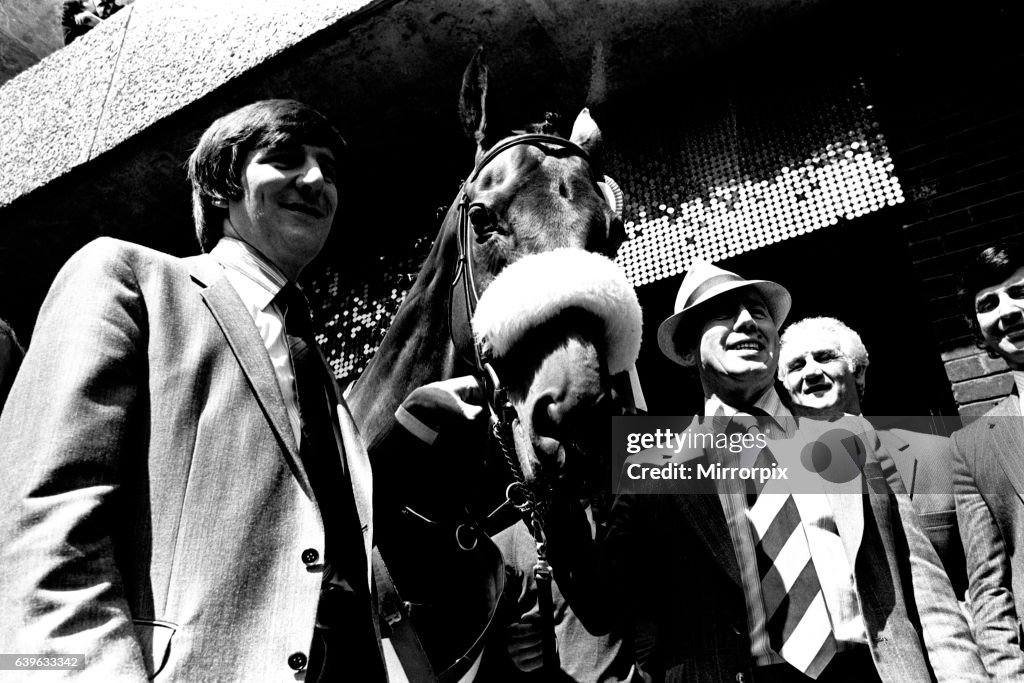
<box><xmin>704</xmin><ymin>388</ymin><xmax>868</xmax><ymax>666</ymax></box>
<box><xmin>210</xmin><ymin>237</ymin><xmax>303</xmax><ymax>446</ymax></box>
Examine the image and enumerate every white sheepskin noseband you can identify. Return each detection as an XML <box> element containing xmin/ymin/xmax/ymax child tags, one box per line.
<box><xmin>471</xmin><ymin>248</ymin><xmax>642</xmax><ymax>375</ymax></box>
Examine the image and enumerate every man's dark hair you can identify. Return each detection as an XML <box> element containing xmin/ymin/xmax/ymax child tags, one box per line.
<box><xmin>960</xmin><ymin>241</ymin><xmax>1024</xmax><ymax>354</ymax></box>
<box><xmin>186</xmin><ymin>99</ymin><xmax>347</xmax><ymax>252</ymax></box>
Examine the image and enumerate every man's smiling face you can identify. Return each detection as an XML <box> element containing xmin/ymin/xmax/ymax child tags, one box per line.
<box><xmin>693</xmin><ymin>288</ymin><xmax>779</xmax><ymax>395</ymax></box>
<box><xmin>779</xmin><ymin>328</ymin><xmax>860</xmax><ymax>415</ymax></box>
<box><xmin>975</xmin><ymin>265</ymin><xmax>1024</xmax><ymax>370</ymax></box>
<box><xmin>224</xmin><ymin>141</ymin><xmax>338</xmax><ymax>279</ymax></box>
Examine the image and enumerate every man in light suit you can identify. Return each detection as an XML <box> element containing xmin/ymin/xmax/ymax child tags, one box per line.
<box><xmin>953</xmin><ymin>241</ymin><xmax>1024</xmax><ymax>679</ymax></box>
<box><xmin>777</xmin><ymin>316</ymin><xmax>968</xmax><ymax>598</ymax></box>
<box><xmin>542</xmin><ymin>261</ymin><xmax>984</xmax><ymax>682</ymax></box>
<box><xmin>0</xmin><ymin>100</ymin><xmax>386</xmax><ymax>681</ymax></box>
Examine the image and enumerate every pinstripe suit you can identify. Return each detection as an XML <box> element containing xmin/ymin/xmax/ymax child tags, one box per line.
<box><xmin>0</xmin><ymin>238</ymin><xmax>382</xmax><ymax>681</ymax></box>
<box><xmin>877</xmin><ymin>429</ymin><xmax>967</xmax><ymax>599</ymax></box>
<box><xmin>546</xmin><ymin>414</ymin><xmax>984</xmax><ymax>682</ymax></box>
<box><xmin>954</xmin><ymin>394</ymin><xmax>1024</xmax><ymax>679</ymax></box>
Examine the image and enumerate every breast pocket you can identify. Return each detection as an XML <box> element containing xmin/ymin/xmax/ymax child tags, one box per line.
<box><xmin>133</xmin><ymin>618</ymin><xmax>177</xmax><ymax>679</ymax></box>
<box><xmin>917</xmin><ymin>509</ymin><xmax>954</xmax><ymax>557</ymax></box>
<box><xmin>918</xmin><ymin>509</ymin><xmax>955</xmax><ymax>531</ymax></box>
<box><xmin>918</xmin><ymin>510</ymin><xmax>955</xmax><ymax>544</ymax></box>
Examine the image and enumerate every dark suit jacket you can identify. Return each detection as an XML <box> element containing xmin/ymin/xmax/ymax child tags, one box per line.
<box><xmin>547</xmin><ymin>415</ymin><xmax>984</xmax><ymax>683</ymax></box>
<box><xmin>0</xmin><ymin>238</ymin><xmax>383</xmax><ymax>681</ymax></box>
<box><xmin>878</xmin><ymin>428</ymin><xmax>968</xmax><ymax>598</ymax></box>
<box><xmin>954</xmin><ymin>393</ymin><xmax>1024</xmax><ymax>679</ymax></box>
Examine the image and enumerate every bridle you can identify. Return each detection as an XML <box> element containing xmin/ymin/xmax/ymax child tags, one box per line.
<box><xmin>448</xmin><ymin>133</ymin><xmax>598</xmax><ymax>467</ymax></box>
<box><xmin>448</xmin><ymin>132</ymin><xmax>594</xmax><ymax>375</ymax></box>
<box><xmin>446</xmin><ymin>132</ymin><xmax>598</xmax><ymax>673</ymax></box>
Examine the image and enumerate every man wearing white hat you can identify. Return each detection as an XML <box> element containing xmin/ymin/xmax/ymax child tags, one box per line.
<box><xmin>542</xmin><ymin>261</ymin><xmax>984</xmax><ymax>682</ymax></box>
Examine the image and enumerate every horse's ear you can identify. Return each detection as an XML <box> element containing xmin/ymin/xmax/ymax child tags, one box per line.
<box><xmin>570</xmin><ymin>107</ymin><xmax>603</xmax><ymax>167</ymax></box>
<box><xmin>459</xmin><ymin>47</ymin><xmax>489</xmax><ymax>150</ymax></box>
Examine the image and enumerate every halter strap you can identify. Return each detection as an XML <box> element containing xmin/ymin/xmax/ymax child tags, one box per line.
<box><xmin>449</xmin><ymin>133</ymin><xmax>594</xmax><ymax>375</ymax></box>
<box><xmin>469</xmin><ymin>133</ymin><xmax>591</xmax><ymax>182</ymax></box>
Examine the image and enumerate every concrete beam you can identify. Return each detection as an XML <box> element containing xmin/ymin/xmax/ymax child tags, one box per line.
<box><xmin>0</xmin><ymin>0</ymin><xmax>392</xmax><ymax>207</ymax></box>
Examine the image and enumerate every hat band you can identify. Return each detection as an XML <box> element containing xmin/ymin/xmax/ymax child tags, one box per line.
<box><xmin>683</xmin><ymin>273</ymin><xmax>745</xmax><ymax>309</ymax></box>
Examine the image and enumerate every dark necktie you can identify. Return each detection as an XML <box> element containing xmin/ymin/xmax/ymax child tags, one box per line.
<box><xmin>718</xmin><ymin>406</ymin><xmax>837</xmax><ymax>679</ymax></box>
<box><xmin>276</xmin><ymin>284</ymin><xmax>380</xmax><ymax>681</ymax></box>
<box><xmin>277</xmin><ymin>284</ymin><xmax>333</xmax><ymax>459</ymax></box>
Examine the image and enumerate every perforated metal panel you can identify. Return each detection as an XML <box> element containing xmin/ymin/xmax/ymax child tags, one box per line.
<box><xmin>308</xmin><ymin>235</ymin><xmax>431</xmax><ymax>384</ymax></box>
<box><xmin>609</xmin><ymin>76</ymin><xmax>903</xmax><ymax>287</ymax></box>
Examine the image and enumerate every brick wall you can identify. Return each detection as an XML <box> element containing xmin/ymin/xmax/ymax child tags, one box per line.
<box><xmin>868</xmin><ymin>0</ymin><xmax>1024</xmax><ymax>419</ymax></box>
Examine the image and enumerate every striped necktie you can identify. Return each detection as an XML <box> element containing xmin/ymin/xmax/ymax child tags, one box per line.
<box><xmin>722</xmin><ymin>409</ymin><xmax>837</xmax><ymax>678</ymax></box>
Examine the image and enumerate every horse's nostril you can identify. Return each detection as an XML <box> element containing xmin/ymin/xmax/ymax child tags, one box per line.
<box><xmin>558</xmin><ymin>180</ymin><xmax>570</xmax><ymax>199</ymax></box>
<box><xmin>531</xmin><ymin>395</ymin><xmax>560</xmax><ymax>441</ymax></box>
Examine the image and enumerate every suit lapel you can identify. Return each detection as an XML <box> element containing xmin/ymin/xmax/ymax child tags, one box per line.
<box><xmin>672</xmin><ymin>419</ymin><xmax>742</xmax><ymax>586</ymax></box>
<box><xmin>876</xmin><ymin>429</ymin><xmax>914</xmax><ymax>496</ymax></box>
<box><xmin>319</xmin><ymin>359</ymin><xmax>374</xmax><ymax>551</ymax></box>
<box><xmin>673</xmin><ymin>488</ymin><xmax>743</xmax><ymax>587</ymax></box>
<box><xmin>824</xmin><ymin>474</ymin><xmax>866</xmax><ymax>565</ymax></box>
<box><xmin>988</xmin><ymin>395</ymin><xmax>1024</xmax><ymax>502</ymax></box>
<box><xmin>187</xmin><ymin>256</ymin><xmax>306</xmax><ymax>488</ymax></box>
<box><xmin>335</xmin><ymin>400</ymin><xmax>375</xmax><ymax>585</ymax></box>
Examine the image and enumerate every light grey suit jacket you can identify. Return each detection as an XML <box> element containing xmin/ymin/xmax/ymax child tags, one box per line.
<box><xmin>0</xmin><ymin>238</ymin><xmax>379</xmax><ymax>681</ymax></box>
<box><xmin>878</xmin><ymin>428</ymin><xmax>967</xmax><ymax>598</ymax></box>
<box><xmin>954</xmin><ymin>393</ymin><xmax>1024</xmax><ymax>679</ymax></box>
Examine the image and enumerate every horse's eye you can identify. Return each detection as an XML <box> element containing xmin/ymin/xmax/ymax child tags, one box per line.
<box><xmin>468</xmin><ymin>204</ymin><xmax>496</xmax><ymax>235</ymax></box>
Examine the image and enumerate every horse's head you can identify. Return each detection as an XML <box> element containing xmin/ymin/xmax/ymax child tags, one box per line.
<box><xmin>348</xmin><ymin>49</ymin><xmax>626</xmax><ymax>452</ymax></box>
<box><xmin>458</xmin><ymin>49</ymin><xmax>626</xmax><ymax>295</ymax></box>
<box><xmin>472</xmin><ymin>249</ymin><xmax>642</xmax><ymax>491</ymax></box>
<box><xmin>448</xmin><ymin>53</ymin><xmax>634</xmax><ymax>489</ymax></box>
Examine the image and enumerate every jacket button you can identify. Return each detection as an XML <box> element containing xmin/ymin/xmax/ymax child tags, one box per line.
<box><xmin>301</xmin><ymin>548</ymin><xmax>319</xmax><ymax>565</ymax></box>
<box><xmin>287</xmin><ymin>652</ymin><xmax>307</xmax><ymax>671</ymax></box>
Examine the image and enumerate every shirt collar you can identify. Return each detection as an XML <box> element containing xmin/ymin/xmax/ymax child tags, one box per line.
<box><xmin>704</xmin><ymin>386</ymin><xmax>794</xmax><ymax>437</ymax></box>
<box><xmin>210</xmin><ymin>237</ymin><xmax>289</xmax><ymax>311</ymax></box>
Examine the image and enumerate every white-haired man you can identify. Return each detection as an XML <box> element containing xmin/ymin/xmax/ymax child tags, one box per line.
<box><xmin>778</xmin><ymin>316</ymin><xmax>968</xmax><ymax>598</ymax></box>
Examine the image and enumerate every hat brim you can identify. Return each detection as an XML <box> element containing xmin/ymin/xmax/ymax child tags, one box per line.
<box><xmin>657</xmin><ymin>280</ymin><xmax>792</xmax><ymax>366</ymax></box>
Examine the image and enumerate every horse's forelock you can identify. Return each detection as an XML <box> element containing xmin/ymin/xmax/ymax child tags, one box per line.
<box><xmin>505</xmin><ymin>172</ymin><xmax>615</xmax><ymax>253</ymax></box>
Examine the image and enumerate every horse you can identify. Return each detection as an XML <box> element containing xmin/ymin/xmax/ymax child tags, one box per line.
<box><xmin>345</xmin><ymin>49</ymin><xmax>640</xmax><ymax>681</ymax></box>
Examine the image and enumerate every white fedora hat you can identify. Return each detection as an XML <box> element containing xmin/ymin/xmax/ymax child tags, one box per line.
<box><xmin>657</xmin><ymin>260</ymin><xmax>792</xmax><ymax>366</ymax></box>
